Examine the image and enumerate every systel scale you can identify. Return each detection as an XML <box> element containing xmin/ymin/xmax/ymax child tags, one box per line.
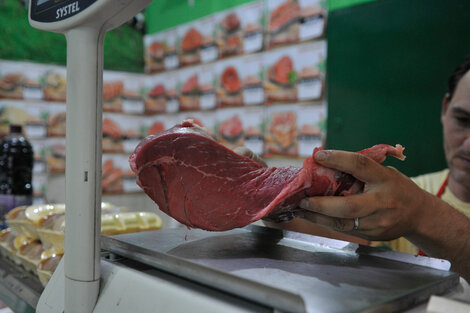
<box><xmin>28</xmin><ymin>1</ymin><xmax>459</xmax><ymax>312</ymax></box>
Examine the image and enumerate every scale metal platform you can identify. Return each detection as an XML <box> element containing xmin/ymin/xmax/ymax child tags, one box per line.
<box><xmin>100</xmin><ymin>225</ymin><xmax>459</xmax><ymax>313</ymax></box>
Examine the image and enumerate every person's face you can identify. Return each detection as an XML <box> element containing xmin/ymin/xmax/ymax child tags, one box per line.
<box><xmin>442</xmin><ymin>70</ymin><xmax>470</xmax><ymax>188</ymax></box>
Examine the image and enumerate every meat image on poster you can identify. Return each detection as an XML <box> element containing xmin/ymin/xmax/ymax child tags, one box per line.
<box><xmin>44</xmin><ymin>138</ymin><xmax>66</xmax><ymax>173</ymax></box>
<box><xmin>216</xmin><ymin>108</ymin><xmax>245</xmax><ymax>150</ymax></box>
<box><xmin>103</xmin><ymin>81</ymin><xmax>124</xmax><ymax>113</ymax></box>
<box><xmin>42</xmin><ymin>68</ymin><xmax>66</xmax><ymax>102</ymax></box>
<box><xmin>163</xmin><ymin>28</ymin><xmax>180</xmax><ymax>70</ymax></box>
<box><xmin>178</xmin><ymin>24</ymin><xmax>203</xmax><ymax>67</ymax></box>
<box><xmin>102</xmin><ymin>158</ymin><xmax>123</xmax><ymax>194</ymax></box>
<box><xmin>144</xmin><ymin>74</ymin><xmax>167</xmax><ymax>114</ymax></box>
<box><xmin>144</xmin><ymin>32</ymin><xmax>166</xmax><ymax>74</ymax></box>
<box><xmin>0</xmin><ymin>61</ymin><xmax>25</xmax><ymax>99</ymax></box>
<box><xmin>298</xmin><ymin>0</ymin><xmax>327</xmax><ymax>42</ymax></box>
<box><xmin>265</xmin><ymin>0</ymin><xmax>301</xmax><ymax>49</ymax></box>
<box><xmin>297</xmin><ymin>103</ymin><xmax>326</xmax><ymax>156</ymax></box>
<box><xmin>265</xmin><ymin>105</ymin><xmax>298</xmax><ymax>157</ymax></box>
<box><xmin>296</xmin><ymin>41</ymin><xmax>326</xmax><ymax>101</ymax></box>
<box><xmin>264</xmin><ymin>46</ymin><xmax>298</xmax><ymax>104</ymax></box>
<box><xmin>178</xmin><ymin>68</ymin><xmax>200</xmax><ymax>111</ymax></box>
<box><xmin>241</xmin><ymin>54</ymin><xmax>264</xmax><ymax>106</ymax></box>
<box><xmin>215</xmin><ymin>10</ymin><xmax>243</xmax><ymax>57</ymax></box>
<box><xmin>102</xmin><ymin>116</ymin><xmax>124</xmax><ymax>153</ymax></box>
<box><xmin>216</xmin><ymin>58</ymin><xmax>244</xmax><ymax>108</ymax></box>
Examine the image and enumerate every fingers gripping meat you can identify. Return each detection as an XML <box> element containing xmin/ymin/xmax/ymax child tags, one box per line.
<box><xmin>130</xmin><ymin>121</ymin><xmax>405</xmax><ymax>231</ymax></box>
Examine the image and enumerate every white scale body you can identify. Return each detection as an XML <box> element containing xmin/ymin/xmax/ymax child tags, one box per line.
<box><xmin>28</xmin><ymin>1</ymin><xmax>460</xmax><ymax>312</ymax></box>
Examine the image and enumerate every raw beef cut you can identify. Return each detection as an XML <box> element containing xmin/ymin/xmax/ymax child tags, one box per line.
<box><xmin>129</xmin><ymin>121</ymin><xmax>405</xmax><ymax>231</ymax></box>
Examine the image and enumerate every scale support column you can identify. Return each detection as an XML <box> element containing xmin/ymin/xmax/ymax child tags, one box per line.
<box><xmin>64</xmin><ymin>27</ymin><xmax>105</xmax><ymax>313</ymax></box>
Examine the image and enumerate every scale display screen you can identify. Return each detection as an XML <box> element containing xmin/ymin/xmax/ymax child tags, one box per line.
<box><xmin>30</xmin><ymin>0</ymin><xmax>97</xmax><ymax>23</ymax></box>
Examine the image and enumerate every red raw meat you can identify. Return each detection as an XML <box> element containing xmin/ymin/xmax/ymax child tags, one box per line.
<box><xmin>130</xmin><ymin>121</ymin><xmax>405</xmax><ymax>231</ymax></box>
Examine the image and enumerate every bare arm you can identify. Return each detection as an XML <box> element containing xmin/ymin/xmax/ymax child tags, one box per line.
<box><xmin>298</xmin><ymin>149</ymin><xmax>470</xmax><ymax>282</ymax></box>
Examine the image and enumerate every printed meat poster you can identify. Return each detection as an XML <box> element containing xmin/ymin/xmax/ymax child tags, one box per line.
<box><xmin>20</xmin><ymin>62</ymin><xmax>43</xmax><ymax>101</ymax></box>
<box><xmin>0</xmin><ymin>61</ymin><xmax>26</xmax><ymax>99</ymax></box>
<box><xmin>197</xmin><ymin>15</ymin><xmax>219</xmax><ymax>64</ymax></box>
<box><xmin>122</xmin><ymin>73</ymin><xmax>145</xmax><ymax>115</ymax></box>
<box><xmin>144</xmin><ymin>31</ymin><xmax>166</xmax><ymax>74</ymax></box>
<box><xmin>198</xmin><ymin>63</ymin><xmax>217</xmax><ymax>111</ymax></box>
<box><xmin>103</xmin><ymin>71</ymin><xmax>125</xmax><ymax>113</ymax></box>
<box><xmin>144</xmin><ymin>73</ymin><xmax>168</xmax><ymax>114</ymax></box>
<box><xmin>215</xmin><ymin>8</ymin><xmax>243</xmax><ymax>58</ymax></box>
<box><xmin>297</xmin><ymin>103</ymin><xmax>326</xmax><ymax>157</ymax></box>
<box><xmin>243</xmin><ymin>106</ymin><xmax>265</xmax><ymax>156</ymax></box>
<box><xmin>295</xmin><ymin>41</ymin><xmax>326</xmax><ymax>101</ymax></box>
<box><xmin>163</xmin><ymin>71</ymin><xmax>180</xmax><ymax>113</ymax></box>
<box><xmin>216</xmin><ymin>57</ymin><xmax>244</xmax><ymax>108</ymax></box>
<box><xmin>241</xmin><ymin>54</ymin><xmax>264</xmax><ymax>106</ymax></box>
<box><xmin>102</xmin><ymin>154</ymin><xmax>138</xmax><ymax>194</ymax></box>
<box><xmin>163</xmin><ymin>28</ymin><xmax>180</xmax><ymax>70</ymax></box>
<box><xmin>263</xmin><ymin>45</ymin><xmax>298</xmax><ymax>104</ymax></box>
<box><xmin>298</xmin><ymin>0</ymin><xmax>328</xmax><ymax>42</ymax></box>
<box><xmin>265</xmin><ymin>0</ymin><xmax>301</xmax><ymax>49</ymax></box>
<box><xmin>0</xmin><ymin>100</ymin><xmax>65</xmax><ymax>139</ymax></box>
<box><xmin>42</xmin><ymin>66</ymin><xmax>67</xmax><ymax>102</ymax></box>
<box><xmin>178</xmin><ymin>67</ymin><xmax>200</xmax><ymax>112</ymax></box>
<box><xmin>102</xmin><ymin>113</ymin><xmax>148</xmax><ymax>154</ymax></box>
<box><xmin>264</xmin><ymin>105</ymin><xmax>298</xmax><ymax>157</ymax></box>
<box><xmin>43</xmin><ymin>138</ymin><xmax>66</xmax><ymax>174</ymax></box>
<box><xmin>145</xmin><ymin>114</ymin><xmax>170</xmax><ymax>137</ymax></box>
<box><xmin>178</xmin><ymin>22</ymin><xmax>203</xmax><ymax>67</ymax></box>
<box><xmin>216</xmin><ymin>107</ymin><xmax>245</xmax><ymax>150</ymax></box>
<box><xmin>239</xmin><ymin>1</ymin><xmax>264</xmax><ymax>54</ymax></box>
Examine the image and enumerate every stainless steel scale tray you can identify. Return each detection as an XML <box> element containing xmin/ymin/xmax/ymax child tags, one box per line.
<box><xmin>101</xmin><ymin>225</ymin><xmax>459</xmax><ymax>313</ymax></box>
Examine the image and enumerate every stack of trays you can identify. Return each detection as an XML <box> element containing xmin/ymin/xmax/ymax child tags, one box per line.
<box><xmin>1</xmin><ymin>203</ymin><xmax>162</xmax><ymax>286</ymax></box>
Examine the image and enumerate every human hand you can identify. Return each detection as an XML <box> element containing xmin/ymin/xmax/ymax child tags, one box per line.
<box><xmin>297</xmin><ymin>149</ymin><xmax>431</xmax><ymax>241</ymax></box>
<box><xmin>233</xmin><ymin>146</ymin><xmax>267</xmax><ymax>167</ymax></box>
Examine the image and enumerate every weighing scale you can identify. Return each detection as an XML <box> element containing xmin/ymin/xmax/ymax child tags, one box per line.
<box><xmin>28</xmin><ymin>1</ymin><xmax>460</xmax><ymax>312</ymax></box>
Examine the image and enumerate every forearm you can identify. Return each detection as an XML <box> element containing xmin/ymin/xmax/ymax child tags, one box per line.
<box><xmin>406</xmin><ymin>192</ymin><xmax>470</xmax><ymax>282</ymax></box>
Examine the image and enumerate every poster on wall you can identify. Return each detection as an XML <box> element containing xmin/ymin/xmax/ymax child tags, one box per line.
<box><xmin>216</xmin><ymin>107</ymin><xmax>245</xmax><ymax>150</ymax></box>
<box><xmin>216</xmin><ymin>57</ymin><xmax>244</xmax><ymax>108</ymax></box>
<box><xmin>198</xmin><ymin>15</ymin><xmax>219</xmax><ymax>64</ymax></box>
<box><xmin>144</xmin><ymin>73</ymin><xmax>168</xmax><ymax>114</ymax></box>
<box><xmin>263</xmin><ymin>45</ymin><xmax>298</xmax><ymax>104</ymax></box>
<box><xmin>298</xmin><ymin>0</ymin><xmax>328</xmax><ymax>42</ymax></box>
<box><xmin>198</xmin><ymin>63</ymin><xmax>217</xmax><ymax>110</ymax></box>
<box><xmin>241</xmin><ymin>54</ymin><xmax>264</xmax><ymax>106</ymax></box>
<box><xmin>297</xmin><ymin>103</ymin><xmax>326</xmax><ymax>157</ymax></box>
<box><xmin>264</xmin><ymin>104</ymin><xmax>299</xmax><ymax>157</ymax></box>
<box><xmin>242</xmin><ymin>106</ymin><xmax>265</xmax><ymax>156</ymax></box>
<box><xmin>144</xmin><ymin>32</ymin><xmax>166</xmax><ymax>74</ymax></box>
<box><xmin>103</xmin><ymin>71</ymin><xmax>125</xmax><ymax>113</ymax></box>
<box><xmin>178</xmin><ymin>67</ymin><xmax>200</xmax><ymax>111</ymax></box>
<box><xmin>178</xmin><ymin>22</ymin><xmax>203</xmax><ymax>67</ymax></box>
<box><xmin>295</xmin><ymin>41</ymin><xmax>326</xmax><ymax>101</ymax></box>
<box><xmin>122</xmin><ymin>73</ymin><xmax>146</xmax><ymax>115</ymax></box>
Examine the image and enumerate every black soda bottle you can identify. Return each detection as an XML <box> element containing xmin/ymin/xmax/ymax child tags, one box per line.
<box><xmin>0</xmin><ymin>124</ymin><xmax>33</xmax><ymax>228</ymax></box>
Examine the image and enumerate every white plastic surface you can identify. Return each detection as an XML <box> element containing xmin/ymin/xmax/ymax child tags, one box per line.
<box><xmin>29</xmin><ymin>0</ymin><xmax>152</xmax><ymax>312</ymax></box>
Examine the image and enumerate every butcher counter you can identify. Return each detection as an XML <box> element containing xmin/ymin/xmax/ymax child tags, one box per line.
<box><xmin>1</xmin><ymin>225</ymin><xmax>470</xmax><ymax>313</ymax></box>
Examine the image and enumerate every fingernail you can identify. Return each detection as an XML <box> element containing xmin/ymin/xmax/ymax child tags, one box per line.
<box><xmin>315</xmin><ymin>150</ymin><xmax>327</xmax><ymax>161</ymax></box>
<box><xmin>299</xmin><ymin>199</ymin><xmax>309</xmax><ymax>209</ymax></box>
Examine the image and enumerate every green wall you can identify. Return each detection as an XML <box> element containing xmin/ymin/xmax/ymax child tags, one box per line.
<box><xmin>145</xmin><ymin>0</ymin><xmax>376</xmax><ymax>34</ymax></box>
<box><xmin>0</xmin><ymin>0</ymin><xmax>145</xmax><ymax>73</ymax></box>
<box><xmin>327</xmin><ymin>0</ymin><xmax>470</xmax><ymax>176</ymax></box>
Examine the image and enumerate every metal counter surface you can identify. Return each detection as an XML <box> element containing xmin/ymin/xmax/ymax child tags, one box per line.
<box><xmin>102</xmin><ymin>225</ymin><xmax>459</xmax><ymax>313</ymax></box>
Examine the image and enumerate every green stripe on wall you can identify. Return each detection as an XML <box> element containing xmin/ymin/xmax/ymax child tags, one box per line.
<box><xmin>145</xmin><ymin>0</ymin><xmax>377</xmax><ymax>34</ymax></box>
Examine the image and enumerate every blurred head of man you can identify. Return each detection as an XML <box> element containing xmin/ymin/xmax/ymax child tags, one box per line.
<box><xmin>441</xmin><ymin>56</ymin><xmax>470</xmax><ymax>201</ymax></box>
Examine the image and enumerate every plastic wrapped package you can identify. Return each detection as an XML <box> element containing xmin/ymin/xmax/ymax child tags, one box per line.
<box><xmin>37</xmin><ymin>250</ymin><xmax>63</xmax><ymax>286</ymax></box>
<box><xmin>13</xmin><ymin>235</ymin><xmax>44</xmax><ymax>274</ymax></box>
<box><xmin>0</xmin><ymin>228</ymin><xmax>18</xmax><ymax>263</ymax></box>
